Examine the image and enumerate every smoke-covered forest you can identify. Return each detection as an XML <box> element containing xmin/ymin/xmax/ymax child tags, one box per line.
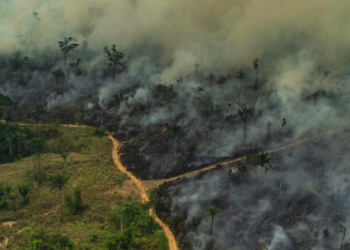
<box><xmin>1</xmin><ymin>1</ymin><xmax>350</xmax><ymax>249</ymax></box>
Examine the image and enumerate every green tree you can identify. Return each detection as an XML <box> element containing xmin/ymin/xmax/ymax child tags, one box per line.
<box><xmin>255</xmin><ymin>152</ymin><xmax>273</xmax><ymax>175</ymax></box>
<box><xmin>65</xmin><ymin>186</ymin><xmax>89</xmax><ymax>218</ymax></box>
<box><xmin>94</xmin><ymin>126</ymin><xmax>107</xmax><ymax>157</ymax></box>
<box><xmin>5</xmin><ymin>134</ymin><xmax>14</xmax><ymax>160</ymax></box>
<box><xmin>206</xmin><ymin>205</ymin><xmax>218</xmax><ymax>238</ymax></box>
<box><xmin>58</xmin><ymin>37</ymin><xmax>79</xmax><ymax>71</ymax></box>
<box><xmin>60</xmin><ymin>152</ymin><xmax>70</xmax><ymax>168</ymax></box>
<box><xmin>50</xmin><ymin>173</ymin><xmax>70</xmax><ymax>222</ymax></box>
<box><xmin>187</xmin><ymin>142</ymin><xmax>199</xmax><ymax>157</ymax></box>
<box><xmin>9</xmin><ymin>191</ymin><xmax>17</xmax><ymax>211</ymax></box>
<box><xmin>3</xmin><ymin>184</ymin><xmax>15</xmax><ymax>210</ymax></box>
<box><xmin>0</xmin><ymin>93</ymin><xmax>14</xmax><ymax>119</ymax></box>
<box><xmin>28</xmin><ymin>137</ymin><xmax>46</xmax><ymax>186</ymax></box>
<box><xmin>18</xmin><ymin>183</ymin><xmax>31</xmax><ymax>206</ymax></box>
<box><xmin>15</xmin><ymin>130</ymin><xmax>27</xmax><ymax>158</ymax></box>
<box><xmin>103</xmin><ymin>45</ymin><xmax>126</xmax><ymax>78</ymax></box>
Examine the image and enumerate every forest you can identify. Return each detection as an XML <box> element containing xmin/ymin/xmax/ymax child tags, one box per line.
<box><xmin>2</xmin><ymin>1</ymin><xmax>350</xmax><ymax>249</ymax></box>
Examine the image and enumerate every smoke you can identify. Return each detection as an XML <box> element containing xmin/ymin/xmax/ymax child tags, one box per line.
<box><xmin>159</xmin><ymin>131</ymin><xmax>350</xmax><ymax>249</ymax></box>
<box><xmin>3</xmin><ymin>1</ymin><xmax>350</xmax><ymax>249</ymax></box>
<box><xmin>2</xmin><ymin>0</ymin><xmax>350</xmax><ymax>71</ymax></box>
<box><xmin>268</xmin><ymin>226</ymin><xmax>290</xmax><ymax>250</ymax></box>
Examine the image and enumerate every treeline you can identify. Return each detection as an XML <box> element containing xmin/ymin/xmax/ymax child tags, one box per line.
<box><xmin>0</xmin><ymin>123</ymin><xmax>35</xmax><ymax>163</ymax></box>
<box><xmin>0</xmin><ymin>121</ymin><xmax>63</xmax><ymax>164</ymax></box>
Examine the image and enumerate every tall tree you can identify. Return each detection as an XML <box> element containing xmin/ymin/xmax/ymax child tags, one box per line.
<box><xmin>206</xmin><ymin>205</ymin><xmax>218</xmax><ymax>238</ymax></box>
<box><xmin>255</xmin><ymin>152</ymin><xmax>273</xmax><ymax>175</ymax></box>
<box><xmin>228</xmin><ymin>93</ymin><xmax>257</xmax><ymax>139</ymax></box>
<box><xmin>206</xmin><ymin>73</ymin><xmax>216</xmax><ymax>87</ymax></box>
<box><xmin>103</xmin><ymin>45</ymin><xmax>126</xmax><ymax>78</ymax></box>
<box><xmin>0</xmin><ymin>93</ymin><xmax>14</xmax><ymax>119</ymax></box>
<box><xmin>50</xmin><ymin>173</ymin><xmax>69</xmax><ymax>222</ymax></box>
<box><xmin>226</xmin><ymin>80</ymin><xmax>272</xmax><ymax>139</ymax></box>
<box><xmin>60</xmin><ymin>152</ymin><xmax>70</xmax><ymax>168</ymax></box>
<box><xmin>94</xmin><ymin>126</ymin><xmax>107</xmax><ymax>157</ymax></box>
<box><xmin>65</xmin><ymin>186</ymin><xmax>88</xmax><ymax>218</ymax></box>
<box><xmin>28</xmin><ymin>137</ymin><xmax>46</xmax><ymax>186</ymax></box>
<box><xmin>18</xmin><ymin>183</ymin><xmax>31</xmax><ymax>206</ymax></box>
<box><xmin>58</xmin><ymin>37</ymin><xmax>79</xmax><ymax>71</ymax></box>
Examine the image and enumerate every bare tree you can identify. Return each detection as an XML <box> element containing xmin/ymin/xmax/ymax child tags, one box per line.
<box><xmin>226</xmin><ymin>93</ymin><xmax>257</xmax><ymax>139</ymax></box>
<box><xmin>226</xmin><ymin>81</ymin><xmax>271</xmax><ymax>139</ymax></box>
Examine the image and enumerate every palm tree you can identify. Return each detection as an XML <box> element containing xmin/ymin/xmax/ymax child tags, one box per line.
<box><xmin>18</xmin><ymin>183</ymin><xmax>31</xmax><ymax>206</ymax></box>
<box><xmin>94</xmin><ymin>126</ymin><xmax>107</xmax><ymax>157</ymax></box>
<box><xmin>255</xmin><ymin>152</ymin><xmax>273</xmax><ymax>175</ymax></box>
<box><xmin>60</xmin><ymin>152</ymin><xmax>70</xmax><ymax>168</ymax></box>
<box><xmin>206</xmin><ymin>205</ymin><xmax>218</xmax><ymax>238</ymax></box>
<box><xmin>58</xmin><ymin>37</ymin><xmax>79</xmax><ymax>71</ymax></box>
<box><xmin>50</xmin><ymin>173</ymin><xmax>69</xmax><ymax>221</ymax></box>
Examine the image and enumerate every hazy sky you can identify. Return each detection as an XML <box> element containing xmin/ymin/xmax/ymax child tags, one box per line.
<box><xmin>2</xmin><ymin>0</ymin><xmax>350</xmax><ymax>72</ymax></box>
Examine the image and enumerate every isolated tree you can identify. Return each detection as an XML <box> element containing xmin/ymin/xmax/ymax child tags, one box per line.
<box><xmin>206</xmin><ymin>73</ymin><xmax>216</xmax><ymax>87</ymax></box>
<box><xmin>255</xmin><ymin>152</ymin><xmax>273</xmax><ymax>175</ymax></box>
<box><xmin>226</xmin><ymin>80</ymin><xmax>272</xmax><ymax>138</ymax></box>
<box><xmin>226</xmin><ymin>93</ymin><xmax>257</xmax><ymax>139</ymax></box>
<box><xmin>18</xmin><ymin>183</ymin><xmax>31</xmax><ymax>206</ymax></box>
<box><xmin>187</xmin><ymin>142</ymin><xmax>199</xmax><ymax>157</ymax></box>
<box><xmin>65</xmin><ymin>186</ymin><xmax>88</xmax><ymax>218</ymax></box>
<box><xmin>103</xmin><ymin>44</ymin><xmax>126</xmax><ymax>78</ymax></box>
<box><xmin>60</xmin><ymin>152</ymin><xmax>70</xmax><ymax>168</ymax></box>
<box><xmin>282</xmin><ymin>117</ymin><xmax>287</xmax><ymax>131</ymax></box>
<box><xmin>266</xmin><ymin>119</ymin><xmax>272</xmax><ymax>141</ymax></box>
<box><xmin>50</xmin><ymin>173</ymin><xmax>69</xmax><ymax>221</ymax></box>
<box><xmin>94</xmin><ymin>126</ymin><xmax>108</xmax><ymax>157</ymax></box>
<box><xmin>29</xmin><ymin>137</ymin><xmax>46</xmax><ymax>186</ymax></box>
<box><xmin>237</xmin><ymin>70</ymin><xmax>246</xmax><ymax>80</ymax></box>
<box><xmin>217</xmin><ymin>75</ymin><xmax>227</xmax><ymax>84</ymax></box>
<box><xmin>253</xmin><ymin>58</ymin><xmax>259</xmax><ymax>73</ymax></box>
<box><xmin>2</xmin><ymin>184</ymin><xmax>17</xmax><ymax>211</ymax></box>
<box><xmin>9</xmin><ymin>191</ymin><xmax>17</xmax><ymax>211</ymax></box>
<box><xmin>206</xmin><ymin>205</ymin><xmax>218</xmax><ymax>238</ymax></box>
<box><xmin>340</xmin><ymin>224</ymin><xmax>347</xmax><ymax>250</ymax></box>
<box><xmin>0</xmin><ymin>184</ymin><xmax>10</xmax><ymax>209</ymax></box>
<box><xmin>58</xmin><ymin>37</ymin><xmax>79</xmax><ymax>71</ymax></box>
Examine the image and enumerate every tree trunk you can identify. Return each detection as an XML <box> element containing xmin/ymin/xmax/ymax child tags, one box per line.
<box><xmin>18</xmin><ymin>139</ymin><xmax>21</xmax><ymax>158</ymax></box>
<box><xmin>64</xmin><ymin>54</ymin><xmax>67</xmax><ymax>72</ymax></box>
<box><xmin>61</xmin><ymin>188</ymin><xmax>64</xmax><ymax>222</ymax></box>
<box><xmin>340</xmin><ymin>228</ymin><xmax>346</xmax><ymax>250</ymax></box>
<box><xmin>210</xmin><ymin>216</ymin><xmax>214</xmax><ymax>238</ymax></box>
<box><xmin>113</xmin><ymin>66</ymin><xmax>116</xmax><ymax>79</ymax></box>
<box><xmin>243</xmin><ymin>118</ymin><xmax>247</xmax><ymax>139</ymax></box>
<box><xmin>99</xmin><ymin>138</ymin><xmax>102</xmax><ymax>157</ymax></box>
<box><xmin>12</xmin><ymin>200</ymin><xmax>16</xmax><ymax>211</ymax></box>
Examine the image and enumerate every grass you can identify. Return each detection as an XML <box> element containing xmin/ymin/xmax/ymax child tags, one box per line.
<box><xmin>0</xmin><ymin>125</ymin><xmax>167</xmax><ymax>249</ymax></box>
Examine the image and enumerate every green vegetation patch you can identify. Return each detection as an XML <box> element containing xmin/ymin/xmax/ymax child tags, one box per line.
<box><xmin>0</xmin><ymin>124</ymin><xmax>168</xmax><ymax>249</ymax></box>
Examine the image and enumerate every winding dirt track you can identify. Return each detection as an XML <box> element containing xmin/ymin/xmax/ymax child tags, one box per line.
<box><xmin>1</xmin><ymin>120</ymin><xmax>348</xmax><ymax>250</ymax></box>
<box><xmin>145</xmin><ymin>126</ymin><xmax>349</xmax><ymax>190</ymax></box>
<box><xmin>108</xmin><ymin>135</ymin><xmax>179</xmax><ymax>250</ymax></box>
<box><xmin>0</xmin><ymin>120</ymin><xmax>178</xmax><ymax>250</ymax></box>
<box><xmin>0</xmin><ymin>238</ymin><xmax>8</xmax><ymax>249</ymax></box>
